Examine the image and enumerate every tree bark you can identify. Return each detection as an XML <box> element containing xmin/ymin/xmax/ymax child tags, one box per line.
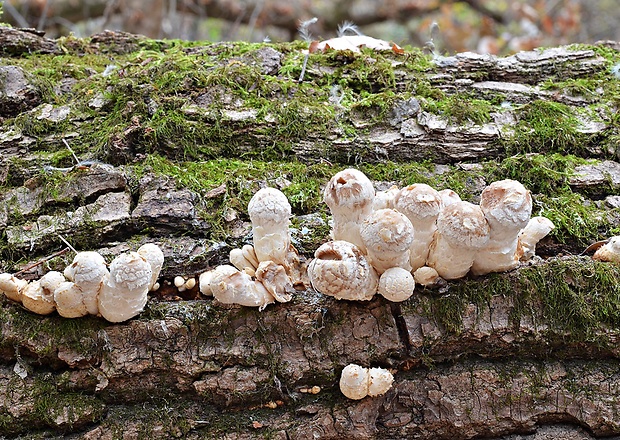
<box><xmin>1</xmin><ymin>27</ymin><xmax>620</xmax><ymax>438</ymax></box>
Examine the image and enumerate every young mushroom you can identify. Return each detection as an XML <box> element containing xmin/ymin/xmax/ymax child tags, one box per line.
<box><xmin>255</xmin><ymin>260</ymin><xmax>294</xmax><ymax>303</ymax></box>
<box><xmin>204</xmin><ymin>265</ymin><xmax>276</xmax><ymax>310</ymax></box>
<box><xmin>377</xmin><ymin>267</ymin><xmax>415</xmax><ymax>302</ymax></box>
<box><xmin>21</xmin><ymin>280</ymin><xmax>56</xmax><ymax>315</ymax></box>
<box><xmin>137</xmin><ymin>243</ymin><xmax>165</xmax><ymax>291</ymax></box>
<box><xmin>394</xmin><ymin>184</ymin><xmax>443</xmax><ymax>271</ymax></box>
<box><xmin>360</xmin><ymin>209</ymin><xmax>414</xmax><ymax>274</ymax></box>
<box><xmin>592</xmin><ymin>236</ymin><xmax>620</xmax><ymax>263</ymax></box>
<box><xmin>372</xmin><ymin>185</ymin><xmax>399</xmax><ymax>211</ymax></box>
<box><xmin>0</xmin><ymin>273</ymin><xmax>28</xmax><ymax>303</ymax></box>
<box><xmin>518</xmin><ymin>216</ymin><xmax>555</xmax><ymax>261</ymax></box>
<box><xmin>54</xmin><ymin>281</ymin><xmax>89</xmax><ymax>318</ymax></box>
<box><xmin>339</xmin><ymin>364</ymin><xmax>394</xmax><ymax>400</ymax></box>
<box><xmin>427</xmin><ymin>201</ymin><xmax>490</xmax><ymax>280</ymax></box>
<box><xmin>64</xmin><ymin>251</ymin><xmax>109</xmax><ymax>316</ymax></box>
<box><xmin>471</xmin><ymin>179</ymin><xmax>532</xmax><ymax>276</ymax></box>
<box><xmin>413</xmin><ymin>266</ymin><xmax>442</xmax><ymax>287</ymax></box>
<box><xmin>324</xmin><ymin>169</ymin><xmax>375</xmax><ymax>252</ymax></box>
<box><xmin>307</xmin><ymin>240</ymin><xmax>378</xmax><ymax>301</ymax></box>
<box><xmin>248</xmin><ymin>187</ymin><xmax>292</xmax><ymax>267</ymax></box>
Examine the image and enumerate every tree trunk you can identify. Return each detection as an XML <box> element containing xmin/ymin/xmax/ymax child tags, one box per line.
<box><xmin>1</xmin><ymin>27</ymin><xmax>620</xmax><ymax>439</ymax></box>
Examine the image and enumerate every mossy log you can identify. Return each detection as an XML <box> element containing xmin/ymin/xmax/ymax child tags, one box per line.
<box><xmin>1</xmin><ymin>27</ymin><xmax>620</xmax><ymax>439</ymax></box>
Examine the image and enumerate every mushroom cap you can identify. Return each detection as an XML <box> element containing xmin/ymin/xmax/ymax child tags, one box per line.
<box><xmin>137</xmin><ymin>243</ymin><xmax>165</xmax><ymax>290</ymax></box>
<box><xmin>21</xmin><ymin>280</ymin><xmax>56</xmax><ymax>315</ymax></box>
<box><xmin>361</xmin><ymin>209</ymin><xmax>415</xmax><ymax>255</ymax></box>
<box><xmin>438</xmin><ymin>188</ymin><xmax>461</xmax><ymax>207</ymax></box>
<box><xmin>436</xmin><ymin>201</ymin><xmax>490</xmax><ymax>249</ymax></box>
<box><xmin>479</xmin><ymin>179</ymin><xmax>532</xmax><ymax>233</ymax></box>
<box><xmin>0</xmin><ymin>273</ymin><xmax>27</xmax><ymax>303</ymax></box>
<box><xmin>394</xmin><ymin>184</ymin><xmax>443</xmax><ymax>222</ymax></box>
<box><xmin>255</xmin><ymin>261</ymin><xmax>293</xmax><ymax>303</ymax></box>
<box><xmin>108</xmin><ymin>252</ymin><xmax>152</xmax><ymax>292</ymax></box>
<box><xmin>378</xmin><ymin>267</ymin><xmax>415</xmax><ymax>302</ymax></box>
<box><xmin>307</xmin><ymin>241</ymin><xmax>378</xmax><ymax>301</ymax></box>
<box><xmin>64</xmin><ymin>251</ymin><xmax>108</xmax><ymax>286</ymax></box>
<box><xmin>368</xmin><ymin>367</ymin><xmax>394</xmax><ymax>397</ymax></box>
<box><xmin>98</xmin><ymin>273</ymin><xmax>149</xmax><ymax>323</ymax></box>
<box><xmin>209</xmin><ymin>267</ymin><xmax>276</xmax><ymax>309</ymax></box>
<box><xmin>54</xmin><ymin>281</ymin><xmax>89</xmax><ymax>318</ymax></box>
<box><xmin>248</xmin><ymin>187</ymin><xmax>291</xmax><ymax>227</ymax></box>
<box><xmin>39</xmin><ymin>271</ymin><xmax>66</xmax><ymax>294</ymax></box>
<box><xmin>518</xmin><ymin>216</ymin><xmax>555</xmax><ymax>261</ymax></box>
<box><xmin>339</xmin><ymin>364</ymin><xmax>369</xmax><ymax>400</ymax></box>
<box><xmin>413</xmin><ymin>266</ymin><xmax>441</xmax><ymax>286</ymax></box>
<box><xmin>593</xmin><ymin>236</ymin><xmax>620</xmax><ymax>263</ymax></box>
<box><xmin>230</xmin><ymin>248</ymin><xmax>257</xmax><ymax>276</ymax></box>
<box><xmin>324</xmin><ymin>169</ymin><xmax>375</xmax><ymax>213</ymax></box>
<box><xmin>372</xmin><ymin>185</ymin><xmax>399</xmax><ymax>211</ymax></box>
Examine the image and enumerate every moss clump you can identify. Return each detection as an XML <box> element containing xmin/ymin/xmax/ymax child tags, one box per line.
<box><xmin>423</xmin><ymin>93</ymin><xmax>493</xmax><ymax>125</ymax></box>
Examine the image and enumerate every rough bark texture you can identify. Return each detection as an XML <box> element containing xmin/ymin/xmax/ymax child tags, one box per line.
<box><xmin>1</xmin><ymin>27</ymin><xmax>620</xmax><ymax>439</ymax></box>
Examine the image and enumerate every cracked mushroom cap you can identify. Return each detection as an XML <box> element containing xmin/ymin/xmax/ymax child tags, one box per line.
<box><xmin>339</xmin><ymin>364</ymin><xmax>370</xmax><ymax>400</ymax></box>
<box><xmin>0</xmin><ymin>273</ymin><xmax>28</xmax><ymax>303</ymax></box>
<box><xmin>324</xmin><ymin>168</ymin><xmax>375</xmax><ymax>213</ymax></box>
<box><xmin>137</xmin><ymin>243</ymin><xmax>165</xmax><ymax>291</ymax></box>
<box><xmin>54</xmin><ymin>281</ymin><xmax>89</xmax><ymax>318</ymax></box>
<box><xmin>307</xmin><ymin>241</ymin><xmax>379</xmax><ymax>301</ymax></box>
<box><xmin>255</xmin><ymin>261</ymin><xmax>293</xmax><ymax>303</ymax></box>
<box><xmin>360</xmin><ymin>209</ymin><xmax>415</xmax><ymax>273</ymax></box>
<box><xmin>394</xmin><ymin>184</ymin><xmax>443</xmax><ymax>223</ymax></box>
<box><xmin>368</xmin><ymin>367</ymin><xmax>394</xmax><ymax>397</ymax></box>
<box><xmin>377</xmin><ymin>267</ymin><xmax>415</xmax><ymax>302</ymax></box>
<box><xmin>593</xmin><ymin>236</ymin><xmax>620</xmax><ymax>263</ymax></box>
<box><xmin>248</xmin><ymin>187</ymin><xmax>291</xmax><ymax>229</ymax></box>
<box><xmin>479</xmin><ymin>179</ymin><xmax>532</xmax><ymax>236</ymax></box>
<box><xmin>436</xmin><ymin>201</ymin><xmax>490</xmax><ymax>249</ymax></box>
<box><xmin>21</xmin><ymin>280</ymin><xmax>56</xmax><ymax>315</ymax></box>
<box><xmin>63</xmin><ymin>251</ymin><xmax>108</xmax><ymax>315</ymax></box>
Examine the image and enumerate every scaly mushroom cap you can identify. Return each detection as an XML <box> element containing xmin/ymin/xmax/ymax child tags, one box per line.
<box><xmin>307</xmin><ymin>241</ymin><xmax>379</xmax><ymax>301</ymax></box>
<box><xmin>0</xmin><ymin>273</ymin><xmax>28</xmax><ymax>303</ymax></box>
<box><xmin>209</xmin><ymin>267</ymin><xmax>276</xmax><ymax>310</ymax></box>
<box><xmin>339</xmin><ymin>364</ymin><xmax>370</xmax><ymax>400</ymax></box>
<box><xmin>324</xmin><ymin>169</ymin><xmax>375</xmax><ymax>213</ymax></box>
<box><xmin>438</xmin><ymin>188</ymin><xmax>461</xmax><ymax>207</ymax></box>
<box><xmin>377</xmin><ymin>267</ymin><xmax>415</xmax><ymax>302</ymax></box>
<box><xmin>435</xmin><ymin>201</ymin><xmax>490</xmax><ymax>249</ymax></box>
<box><xmin>368</xmin><ymin>367</ymin><xmax>394</xmax><ymax>397</ymax></box>
<box><xmin>107</xmin><ymin>252</ymin><xmax>152</xmax><ymax>292</ymax></box>
<box><xmin>39</xmin><ymin>271</ymin><xmax>66</xmax><ymax>295</ymax></box>
<box><xmin>21</xmin><ymin>280</ymin><xmax>56</xmax><ymax>315</ymax></box>
<box><xmin>255</xmin><ymin>261</ymin><xmax>293</xmax><ymax>303</ymax></box>
<box><xmin>394</xmin><ymin>184</ymin><xmax>442</xmax><ymax>223</ymax></box>
<box><xmin>64</xmin><ymin>251</ymin><xmax>108</xmax><ymax>316</ymax></box>
<box><xmin>137</xmin><ymin>243</ymin><xmax>165</xmax><ymax>291</ymax></box>
<box><xmin>593</xmin><ymin>236</ymin><xmax>620</xmax><ymax>263</ymax></box>
<box><xmin>54</xmin><ymin>281</ymin><xmax>89</xmax><ymax>318</ymax></box>
<box><xmin>248</xmin><ymin>187</ymin><xmax>291</xmax><ymax>230</ymax></box>
<box><xmin>360</xmin><ymin>209</ymin><xmax>414</xmax><ymax>274</ymax></box>
<box><xmin>479</xmin><ymin>179</ymin><xmax>532</xmax><ymax>238</ymax></box>
<box><xmin>518</xmin><ymin>216</ymin><xmax>555</xmax><ymax>261</ymax></box>
<box><xmin>413</xmin><ymin>266</ymin><xmax>441</xmax><ymax>286</ymax></box>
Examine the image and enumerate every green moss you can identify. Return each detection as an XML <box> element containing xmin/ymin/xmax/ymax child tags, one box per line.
<box><xmin>423</xmin><ymin>93</ymin><xmax>493</xmax><ymax>125</ymax></box>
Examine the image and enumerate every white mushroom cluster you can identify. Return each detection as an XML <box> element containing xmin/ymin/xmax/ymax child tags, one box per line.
<box><xmin>0</xmin><ymin>243</ymin><xmax>164</xmax><ymax>323</ymax></box>
<box><xmin>339</xmin><ymin>363</ymin><xmax>394</xmax><ymax>400</ymax></box>
<box><xmin>199</xmin><ymin>187</ymin><xmax>299</xmax><ymax>310</ymax></box>
<box><xmin>308</xmin><ymin>168</ymin><xmax>555</xmax><ymax>302</ymax></box>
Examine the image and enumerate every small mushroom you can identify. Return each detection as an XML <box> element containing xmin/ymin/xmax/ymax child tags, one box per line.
<box><xmin>593</xmin><ymin>236</ymin><xmax>620</xmax><ymax>263</ymax></box>
<box><xmin>137</xmin><ymin>243</ymin><xmax>165</xmax><ymax>291</ymax></box>
<box><xmin>64</xmin><ymin>251</ymin><xmax>108</xmax><ymax>316</ymax></box>
<box><xmin>339</xmin><ymin>364</ymin><xmax>394</xmax><ymax>400</ymax></box>
<box><xmin>372</xmin><ymin>185</ymin><xmax>399</xmax><ymax>211</ymax></box>
<box><xmin>199</xmin><ymin>265</ymin><xmax>238</xmax><ymax>297</ymax></box>
<box><xmin>377</xmin><ymin>267</ymin><xmax>415</xmax><ymax>302</ymax></box>
<box><xmin>324</xmin><ymin>169</ymin><xmax>375</xmax><ymax>251</ymax></box>
<box><xmin>230</xmin><ymin>247</ymin><xmax>258</xmax><ymax>277</ymax></box>
<box><xmin>518</xmin><ymin>216</ymin><xmax>555</xmax><ymax>261</ymax></box>
<box><xmin>0</xmin><ymin>273</ymin><xmax>28</xmax><ymax>303</ymax></box>
<box><xmin>360</xmin><ymin>209</ymin><xmax>414</xmax><ymax>274</ymax></box>
<box><xmin>307</xmin><ymin>240</ymin><xmax>378</xmax><ymax>301</ymax></box>
<box><xmin>427</xmin><ymin>201</ymin><xmax>490</xmax><ymax>280</ymax></box>
<box><xmin>438</xmin><ymin>188</ymin><xmax>461</xmax><ymax>207</ymax></box>
<box><xmin>98</xmin><ymin>252</ymin><xmax>152</xmax><ymax>323</ymax></box>
<box><xmin>39</xmin><ymin>271</ymin><xmax>66</xmax><ymax>296</ymax></box>
<box><xmin>394</xmin><ymin>184</ymin><xmax>443</xmax><ymax>271</ymax></box>
<box><xmin>207</xmin><ymin>265</ymin><xmax>276</xmax><ymax>310</ymax></box>
<box><xmin>413</xmin><ymin>266</ymin><xmax>441</xmax><ymax>287</ymax></box>
<box><xmin>248</xmin><ymin>187</ymin><xmax>292</xmax><ymax>267</ymax></box>
<box><xmin>471</xmin><ymin>180</ymin><xmax>532</xmax><ymax>275</ymax></box>
<box><xmin>54</xmin><ymin>281</ymin><xmax>89</xmax><ymax>318</ymax></box>
<box><xmin>368</xmin><ymin>367</ymin><xmax>394</xmax><ymax>397</ymax></box>
<box><xmin>255</xmin><ymin>260</ymin><xmax>293</xmax><ymax>303</ymax></box>
<box><xmin>21</xmin><ymin>280</ymin><xmax>56</xmax><ymax>315</ymax></box>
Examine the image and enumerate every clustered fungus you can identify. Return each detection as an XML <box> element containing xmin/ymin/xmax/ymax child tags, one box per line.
<box><xmin>339</xmin><ymin>364</ymin><xmax>394</xmax><ymax>400</ymax></box>
<box><xmin>0</xmin><ymin>243</ymin><xmax>164</xmax><ymax>323</ymax></box>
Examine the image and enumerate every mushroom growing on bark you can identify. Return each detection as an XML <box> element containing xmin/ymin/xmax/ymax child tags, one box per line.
<box><xmin>377</xmin><ymin>267</ymin><xmax>415</xmax><ymax>302</ymax></box>
<box><xmin>471</xmin><ymin>180</ymin><xmax>532</xmax><ymax>275</ymax></box>
<box><xmin>54</xmin><ymin>281</ymin><xmax>89</xmax><ymax>318</ymax></box>
<box><xmin>307</xmin><ymin>240</ymin><xmax>378</xmax><ymax>301</ymax></box>
<box><xmin>324</xmin><ymin>169</ymin><xmax>375</xmax><ymax>251</ymax></box>
<box><xmin>137</xmin><ymin>243</ymin><xmax>165</xmax><ymax>291</ymax></box>
<box><xmin>593</xmin><ymin>236</ymin><xmax>620</xmax><ymax>263</ymax></box>
<box><xmin>394</xmin><ymin>184</ymin><xmax>443</xmax><ymax>271</ymax></box>
<box><xmin>204</xmin><ymin>264</ymin><xmax>276</xmax><ymax>310</ymax></box>
<box><xmin>0</xmin><ymin>273</ymin><xmax>28</xmax><ymax>303</ymax></box>
<box><xmin>339</xmin><ymin>364</ymin><xmax>394</xmax><ymax>400</ymax></box>
<box><xmin>64</xmin><ymin>251</ymin><xmax>108</xmax><ymax>316</ymax></box>
<box><xmin>427</xmin><ymin>201</ymin><xmax>490</xmax><ymax>280</ymax></box>
<box><xmin>360</xmin><ymin>209</ymin><xmax>414</xmax><ymax>274</ymax></box>
<box><xmin>21</xmin><ymin>280</ymin><xmax>56</xmax><ymax>315</ymax></box>
<box><xmin>248</xmin><ymin>187</ymin><xmax>292</xmax><ymax>267</ymax></box>
<box><xmin>518</xmin><ymin>216</ymin><xmax>555</xmax><ymax>261</ymax></box>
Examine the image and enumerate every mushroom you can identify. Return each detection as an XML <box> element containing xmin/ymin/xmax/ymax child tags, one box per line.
<box><xmin>372</xmin><ymin>185</ymin><xmax>399</xmax><ymax>211</ymax></box>
<box><xmin>199</xmin><ymin>265</ymin><xmax>239</xmax><ymax>297</ymax></box>
<box><xmin>438</xmin><ymin>188</ymin><xmax>461</xmax><ymax>207</ymax></box>
<box><xmin>427</xmin><ymin>201</ymin><xmax>490</xmax><ymax>280</ymax></box>
<box><xmin>377</xmin><ymin>267</ymin><xmax>415</xmax><ymax>302</ymax></box>
<box><xmin>324</xmin><ymin>169</ymin><xmax>375</xmax><ymax>251</ymax></box>
<box><xmin>54</xmin><ymin>281</ymin><xmax>89</xmax><ymax>318</ymax></box>
<box><xmin>39</xmin><ymin>271</ymin><xmax>66</xmax><ymax>295</ymax></box>
<box><xmin>64</xmin><ymin>251</ymin><xmax>108</xmax><ymax>316</ymax></box>
<box><xmin>471</xmin><ymin>180</ymin><xmax>532</xmax><ymax>275</ymax></box>
<box><xmin>360</xmin><ymin>209</ymin><xmax>414</xmax><ymax>274</ymax></box>
<box><xmin>97</xmin><ymin>251</ymin><xmax>152</xmax><ymax>323</ymax></box>
<box><xmin>255</xmin><ymin>260</ymin><xmax>294</xmax><ymax>303</ymax></box>
<box><xmin>137</xmin><ymin>243</ymin><xmax>165</xmax><ymax>291</ymax></box>
<box><xmin>21</xmin><ymin>280</ymin><xmax>56</xmax><ymax>315</ymax></box>
<box><xmin>339</xmin><ymin>364</ymin><xmax>394</xmax><ymax>400</ymax></box>
<box><xmin>206</xmin><ymin>265</ymin><xmax>276</xmax><ymax>310</ymax></box>
<box><xmin>518</xmin><ymin>216</ymin><xmax>555</xmax><ymax>261</ymax></box>
<box><xmin>593</xmin><ymin>236</ymin><xmax>620</xmax><ymax>263</ymax></box>
<box><xmin>307</xmin><ymin>240</ymin><xmax>378</xmax><ymax>301</ymax></box>
<box><xmin>248</xmin><ymin>187</ymin><xmax>292</xmax><ymax>267</ymax></box>
<box><xmin>394</xmin><ymin>184</ymin><xmax>443</xmax><ymax>271</ymax></box>
<box><xmin>229</xmin><ymin>247</ymin><xmax>258</xmax><ymax>277</ymax></box>
<box><xmin>0</xmin><ymin>273</ymin><xmax>28</xmax><ymax>303</ymax></box>
<box><xmin>413</xmin><ymin>266</ymin><xmax>442</xmax><ymax>287</ymax></box>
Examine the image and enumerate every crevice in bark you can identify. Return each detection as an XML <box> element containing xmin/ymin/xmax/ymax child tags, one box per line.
<box><xmin>389</xmin><ymin>302</ymin><xmax>412</xmax><ymax>362</ymax></box>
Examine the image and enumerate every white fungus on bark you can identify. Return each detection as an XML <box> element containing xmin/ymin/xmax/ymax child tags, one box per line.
<box><xmin>54</xmin><ymin>281</ymin><xmax>89</xmax><ymax>318</ymax></box>
<box><xmin>205</xmin><ymin>265</ymin><xmax>276</xmax><ymax>310</ymax></box>
<box><xmin>413</xmin><ymin>266</ymin><xmax>441</xmax><ymax>287</ymax></box>
<box><xmin>339</xmin><ymin>364</ymin><xmax>394</xmax><ymax>400</ymax></box>
<box><xmin>518</xmin><ymin>216</ymin><xmax>555</xmax><ymax>261</ymax></box>
<box><xmin>254</xmin><ymin>260</ymin><xmax>293</xmax><ymax>303</ymax></box>
<box><xmin>248</xmin><ymin>187</ymin><xmax>292</xmax><ymax>266</ymax></box>
<box><xmin>63</xmin><ymin>251</ymin><xmax>108</xmax><ymax>316</ymax></box>
<box><xmin>593</xmin><ymin>236</ymin><xmax>620</xmax><ymax>263</ymax></box>
<box><xmin>0</xmin><ymin>273</ymin><xmax>28</xmax><ymax>303</ymax></box>
<box><xmin>137</xmin><ymin>243</ymin><xmax>165</xmax><ymax>291</ymax></box>
<box><xmin>377</xmin><ymin>267</ymin><xmax>415</xmax><ymax>302</ymax></box>
<box><xmin>307</xmin><ymin>240</ymin><xmax>378</xmax><ymax>301</ymax></box>
<box><xmin>21</xmin><ymin>280</ymin><xmax>56</xmax><ymax>315</ymax></box>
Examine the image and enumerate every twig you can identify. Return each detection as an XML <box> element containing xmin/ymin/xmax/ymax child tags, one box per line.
<box><xmin>14</xmin><ymin>247</ymin><xmax>70</xmax><ymax>276</ymax></box>
<box><xmin>57</xmin><ymin>234</ymin><xmax>77</xmax><ymax>254</ymax></box>
<box><xmin>62</xmin><ymin>138</ymin><xmax>80</xmax><ymax>165</ymax></box>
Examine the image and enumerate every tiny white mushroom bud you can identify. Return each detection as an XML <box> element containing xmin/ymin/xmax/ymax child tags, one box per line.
<box><xmin>21</xmin><ymin>280</ymin><xmax>56</xmax><ymax>315</ymax></box>
<box><xmin>339</xmin><ymin>364</ymin><xmax>369</xmax><ymax>400</ymax></box>
<box><xmin>413</xmin><ymin>266</ymin><xmax>441</xmax><ymax>287</ymax></box>
<box><xmin>255</xmin><ymin>261</ymin><xmax>293</xmax><ymax>303</ymax></box>
<box><xmin>248</xmin><ymin>187</ymin><xmax>292</xmax><ymax>266</ymax></box>
<box><xmin>378</xmin><ymin>267</ymin><xmax>415</xmax><ymax>302</ymax></box>
<box><xmin>518</xmin><ymin>216</ymin><xmax>555</xmax><ymax>261</ymax></box>
<box><xmin>307</xmin><ymin>241</ymin><xmax>378</xmax><ymax>301</ymax></box>
<box><xmin>0</xmin><ymin>273</ymin><xmax>28</xmax><ymax>303</ymax></box>
<box><xmin>98</xmin><ymin>252</ymin><xmax>152</xmax><ymax>323</ymax></box>
<box><xmin>54</xmin><ymin>281</ymin><xmax>89</xmax><ymax>318</ymax></box>
<box><xmin>593</xmin><ymin>236</ymin><xmax>620</xmax><ymax>263</ymax></box>
<box><xmin>184</xmin><ymin>278</ymin><xmax>196</xmax><ymax>290</ymax></box>
<box><xmin>137</xmin><ymin>243</ymin><xmax>165</xmax><ymax>291</ymax></box>
<box><xmin>360</xmin><ymin>209</ymin><xmax>414</xmax><ymax>274</ymax></box>
<box><xmin>394</xmin><ymin>184</ymin><xmax>443</xmax><ymax>270</ymax></box>
<box><xmin>438</xmin><ymin>188</ymin><xmax>461</xmax><ymax>207</ymax></box>
<box><xmin>174</xmin><ymin>276</ymin><xmax>185</xmax><ymax>288</ymax></box>
<box><xmin>367</xmin><ymin>367</ymin><xmax>394</xmax><ymax>397</ymax></box>
<box><xmin>427</xmin><ymin>201</ymin><xmax>490</xmax><ymax>280</ymax></box>
<box><xmin>324</xmin><ymin>169</ymin><xmax>375</xmax><ymax>251</ymax></box>
<box><xmin>372</xmin><ymin>185</ymin><xmax>399</xmax><ymax>211</ymax></box>
<box><xmin>63</xmin><ymin>251</ymin><xmax>108</xmax><ymax>316</ymax></box>
<box><xmin>472</xmin><ymin>180</ymin><xmax>532</xmax><ymax>275</ymax></box>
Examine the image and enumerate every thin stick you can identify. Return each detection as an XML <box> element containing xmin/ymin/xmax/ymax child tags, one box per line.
<box><xmin>57</xmin><ymin>234</ymin><xmax>77</xmax><ymax>254</ymax></box>
<box><xmin>62</xmin><ymin>138</ymin><xmax>80</xmax><ymax>165</ymax></box>
<box><xmin>14</xmin><ymin>248</ymin><xmax>70</xmax><ymax>276</ymax></box>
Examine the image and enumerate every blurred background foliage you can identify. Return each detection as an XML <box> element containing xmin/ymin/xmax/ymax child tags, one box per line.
<box><xmin>0</xmin><ymin>0</ymin><xmax>619</xmax><ymax>55</ymax></box>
